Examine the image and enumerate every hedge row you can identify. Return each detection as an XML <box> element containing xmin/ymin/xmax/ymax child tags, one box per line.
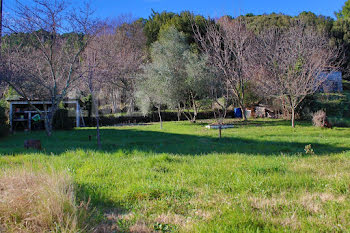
<box><xmin>305</xmin><ymin>93</ymin><xmax>350</xmax><ymax>118</ymax></box>
<box><xmin>0</xmin><ymin>105</ymin><xmax>9</xmax><ymax>137</ymax></box>
<box><xmin>54</xmin><ymin>110</ymin><xmax>236</xmax><ymax>129</ymax></box>
<box><xmin>86</xmin><ymin>110</ymin><xmax>236</xmax><ymax>127</ymax></box>
<box><xmin>52</xmin><ymin>109</ymin><xmax>75</xmax><ymax>130</ymax></box>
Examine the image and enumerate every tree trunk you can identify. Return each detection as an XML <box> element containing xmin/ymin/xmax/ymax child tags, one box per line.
<box><xmin>192</xmin><ymin>105</ymin><xmax>197</xmax><ymax>123</ymax></box>
<box><xmin>95</xmin><ymin>105</ymin><xmax>101</xmax><ymax>149</ymax></box>
<box><xmin>43</xmin><ymin>104</ymin><xmax>56</xmax><ymax>137</ymax></box>
<box><xmin>191</xmin><ymin>92</ymin><xmax>197</xmax><ymax>123</ymax></box>
<box><xmin>291</xmin><ymin>107</ymin><xmax>295</xmax><ymax>128</ymax></box>
<box><xmin>177</xmin><ymin>104</ymin><xmax>181</xmax><ymax>121</ymax></box>
<box><xmin>88</xmin><ymin>65</ymin><xmax>101</xmax><ymax>149</ymax></box>
<box><xmin>193</xmin><ymin>112</ymin><xmax>197</xmax><ymax>123</ymax></box>
<box><xmin>111</xmin><ymin>89</ymin><xmax>119</xmax><ymax>114</ymax></box>
<box><xmin>44</xmin><ymin>114</ymin><xmax>53</xmax><ymax>137</ymax></box>
<box><xmin>89</xmin><ymin>95</ymin><xmax>101</xmax><ymax>149</ymax></box>
<box><xmin>239</xmin><ymin>103</ymin><xmax>247</xmax><ymax>121</ymax></box>
<box><xmin>127</xmin><ymin>98</ymin><xmax>135</xmax><ymax>116</ymax></box>
<box><xmin>90</xmin><ymin>88</ymin><xmax>101</xmax><ymax>149</ymax></box>
<box><xmin>218</xmin><ymin>112</ymin><xmax>223</xmax><ymax>139</ymax></box>
<box><xmin>158</xmin><ymin>105</ymin><xmax>163</xmax><ymax>130</ymax></box>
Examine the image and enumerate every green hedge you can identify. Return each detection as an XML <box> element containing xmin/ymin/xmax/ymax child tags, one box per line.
<box><xmin>52</xmin><ymin>109</ymin><xmax>75</xmax><ymax>130</ymax></box>
<box><xmin>75</xmin><ymin>110</ymin><xmax>235</xmax><ymax>127</ymax></box>
<box><xmin>0</xmin><ymin>105</ymin><xmax>9</xmax><ymax>137</ymax></box>
<box><xmin>328</xmin><ymin>117</ymin><xmax>350</xmax><ymax>127</ymax></box>
<box><xmin>303</xmin><ymin>92</ymin><xmax>350</xmax><ymax>119</ymax></box>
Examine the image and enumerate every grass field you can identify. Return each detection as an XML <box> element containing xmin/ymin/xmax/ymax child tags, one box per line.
<box><xmin>1</xmin><ymin>119</ymin><xmax>350</xmax><ymax>232</ymax></box>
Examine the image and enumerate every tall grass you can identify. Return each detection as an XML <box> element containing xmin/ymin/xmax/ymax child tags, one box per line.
<box><xmin>0</xmin><ymin>168</ymin><xmax>90</xmax><ymax>233</ymax></box>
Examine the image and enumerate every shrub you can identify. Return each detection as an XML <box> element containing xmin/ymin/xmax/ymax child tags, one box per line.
<box><xmin>312</xmin><ymin>110</ymin><xmax>327</xmax><ymax>127</ymax></box>
<box><xmin>304</xmin><ymin>144</ymin><xmax>315</xmax><ymax>155</ymax></box>
<box><xmin>305</xmin><ymin>93</ymin><xmax>350</xmax><ymax>119</ymax></box>
<box><xmin>0</xmin><ymin>104</ymin><xmax>9</xmax><ymax>137</ymax></box>
<box><xmin>0</xmin><ymin>168</ymin><xmax>90</xmax><ymax>232</ymax></box>
<box><xmin>328</xmin><ymin>117</ymin><xmax>350</xmax><ymax>127</ymax></box>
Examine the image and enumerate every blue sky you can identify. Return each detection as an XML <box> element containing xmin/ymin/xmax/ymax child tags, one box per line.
<box><xmin>5</xmin><ymin>0</ymin><xmax>346</xmax><ymax>19</ymax></box>
<box><xmin>90</xmin><ymin>0</ymin><xmax>345</xmax><ymax>19</ymax></box>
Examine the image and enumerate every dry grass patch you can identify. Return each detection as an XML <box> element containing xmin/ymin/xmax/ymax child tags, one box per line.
<box><xmin>192</xmin><ymin>209</ymin><xmax>212</xmax><ymax>220</ymax></box>
<box><xmin>0</xmin><ymin>168</ymin><xmax>90</xmax><ymax>233</ymax></box>
<box><xmin>155</xmin><ymin>213</ymin><xmax>189</xmax><ymax>226</ymax></box>
<box><xmin>300</xmin><ymin>192</ymin><xmax>346</xmax><ymax>214</ymax></box>
<box><xmin>248</xmin><ymin>191</ymin><xmax>348</xmax><ymax>230</ymax></box>
<box><xmin>93</xmin><ymin>210</ymin><xmax>153</xmax><ymax>233</ymax></box>
<box><xmin>129</xmin><ymin>221</ymin><xmax>152</xmax><ymax>233</ymax></box>
<box><xmin>248</xmin><ymin>194</ymin><xmax>300</xmax><ymax>229</ymax></box>
<box><xmin>249</xmin><ymin>194</ymin><xmax>291</xmax><ymax>214</ymax></box>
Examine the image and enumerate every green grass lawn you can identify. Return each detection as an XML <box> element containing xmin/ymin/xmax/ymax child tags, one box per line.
<box><xmin>1</xmin><ymin>119</ymin><xmax>350</xmax><ymax>232</ymax></box>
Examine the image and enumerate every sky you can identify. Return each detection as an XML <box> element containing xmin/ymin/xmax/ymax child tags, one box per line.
<box><xmin>5</xmin><ymin>0</ymin><xmax>346</xmax><ymax>20</ymax></box>
<box><xmin>89</xmin><ymin>0</ymin><xmax>345</xmax><ymax>19</ymax></box>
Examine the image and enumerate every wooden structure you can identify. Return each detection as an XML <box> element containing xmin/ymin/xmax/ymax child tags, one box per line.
<box><xmin>8</xmin><ymin>99</ymin><xmax>82</xmax><ymax>132</ymax></box>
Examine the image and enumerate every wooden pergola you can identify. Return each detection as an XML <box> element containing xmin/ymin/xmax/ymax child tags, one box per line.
<box><xmin>8</xmin><ymin>99</ymin><xmax>82</xmax><ymax>132</ymax></box>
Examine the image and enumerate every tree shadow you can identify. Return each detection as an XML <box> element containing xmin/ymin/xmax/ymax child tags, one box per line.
<box><xmin>76</xmin><ymin>183</ymin><xmax>133</xmax><ymax>233</ymax></box>
<box><xmin>1</xmin><ymin>127</ymin><xmax>349</xmax><ymax>156</ymax></box>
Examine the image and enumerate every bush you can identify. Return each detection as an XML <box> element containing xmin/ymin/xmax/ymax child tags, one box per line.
<box><xmin>304</xmin><ymin>92</ymin><xmax>350</xmax><ymax>119</ymax></box>
<box><xmin>0</xmin><ymin>168</ymin><xmax>91</xmax><ymax>232</ymax></box>
<box><xmin>328</xmin><ymin>117</ymin><xmax>350</xmax><ymax>127</ymax></box>
<box><xmin>312</xmin><ymin>110</ymin><xmax>327</xmax><ymax>127</ymax></box>
<box><xmin>0</xmin><ymin>105</ymin><xmax>9</xmax><ymax>137</ymax></box>
<box><xmin>53</xmin><ymin>109</ymin><xmax>75</xmax><ymax>130</ymax></box>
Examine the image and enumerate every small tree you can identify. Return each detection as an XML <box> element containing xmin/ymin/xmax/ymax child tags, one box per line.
<box><xmin>183</xmin><ymin>51</ymin><xmax>213</xmax><ymax>122</ymax></box>
<box><xmin>136</xmin><ymin>64</ymin><xmax>168</xmax><ymax>129</ymax></box>
<box><xmin>136</xmin><ymin>26</ymin><xmax>213</xmax><ymax>126</ymax></box>
<box><xmin>192</xmin><ymin>16</ymin><xmax>259</xmax><ymax>121</ymax></box>
<box><xmin>83</xmin><ymin>41</ymin><xmax>102</xmax><ymax>149</ymax></box>
<box><xmin>1</xmin><ymin>0</ymin><xmax>97</xmax><ymax>136</ymax></box>
<box><xmin>256</xmin><ymin>21</ymin><xmax>339</xmax><ymax>127</ymax></box>
<box><xmin>97</xmin><ymin>18</ymin><xmax>146</xmax><ymax>115</ymax></box>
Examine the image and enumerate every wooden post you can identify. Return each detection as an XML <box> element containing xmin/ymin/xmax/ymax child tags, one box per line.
<box><xmin>76</xmin><ymin>101</ymin><xmax>80</xmax><ymax>128</ymax></box>
<box><xmin>9</xmin><ymin>103</ymin><xmax>13</xmax><ymax>133</ymax></box>
<box><xmin>28</xmin><ymin>112</ymin><xmax>32</xmax><ymax>131</ymax></box>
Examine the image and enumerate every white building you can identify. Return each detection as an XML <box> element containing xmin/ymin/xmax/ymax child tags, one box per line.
<box><xmin>319</xmin><ymin>71</ymin><xmax>343</xmax><ymax>93</ymax></box>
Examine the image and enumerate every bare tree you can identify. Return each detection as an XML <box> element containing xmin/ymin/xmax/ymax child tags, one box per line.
<box><xmin>192</xmin><ymin>16</ymin><xmax>258</xmax><ymax>121</ymax></box>
<box><xmin>97</xmin><ymin>19</ymin><xmax>146</xmax><ymax>115</ymax></box>
<box><xmin>255</xmin><ymin>21</ymin><xmax>340</xmax><ymax>127</ymax></box>
<box><xmin>83</xmin><ymin>41</ymin><xmax>102</xmax><ymax>149</ymax></box>
<box><xmin>1</xmin><ymin>0</ymin><xmax>97</xmax><ymax>136</ymax></box>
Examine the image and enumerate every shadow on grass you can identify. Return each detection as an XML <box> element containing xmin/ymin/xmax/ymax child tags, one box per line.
<box><xmin>0</xmin><ymin>126</ymin><xmax>349</xmax><ymax>156</ymax></box>
<box><xmin>77</xmin><ymin>183</ymin><xmax>133</xmax><ymax>232</ymax></box>
<box><xmin>77</xmin><ymin>183</ymin><xmax>128</xmax><ymax>212</ymax></box>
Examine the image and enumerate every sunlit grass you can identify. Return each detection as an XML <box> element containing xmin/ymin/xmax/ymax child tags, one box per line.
<box><xmin>1</xmin><ymin>119</ymin><xmax>350</xmax><ymax>232</ymax></box>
